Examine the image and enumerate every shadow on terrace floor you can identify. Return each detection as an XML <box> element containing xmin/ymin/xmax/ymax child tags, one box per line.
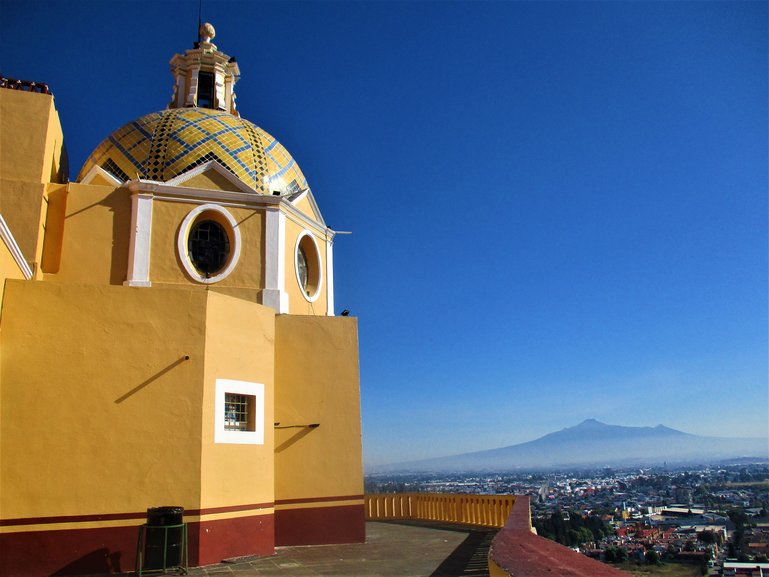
<box><xmin>186</xmin><ymin>521</ymin><xmax>496</xmax><ymax>577</ymax></box>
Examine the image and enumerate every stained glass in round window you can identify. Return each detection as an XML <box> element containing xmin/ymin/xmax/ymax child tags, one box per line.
<box><xmin>188</xmin><ymin>220</ymin><xmax>230</xmax><ymax>275</ymax></box>
<box><xmin>297</xmin><ymin>246</ymin><xmax>309</xmax><ymax>292</ymax></box>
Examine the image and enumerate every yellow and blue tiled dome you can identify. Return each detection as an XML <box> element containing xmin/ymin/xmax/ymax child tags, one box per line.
<box><xmin>78</xmin><ymin>108</ymin><xmax>308</xmax><ymax>194</ymax></box>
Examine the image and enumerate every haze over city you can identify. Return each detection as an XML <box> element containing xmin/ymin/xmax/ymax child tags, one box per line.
<box><xmin>2</xmin><ymin>0</ymin><xmax>766</xmax><ymax>468</ymax></box>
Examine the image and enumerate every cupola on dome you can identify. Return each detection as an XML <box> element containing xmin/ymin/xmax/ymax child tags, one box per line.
<box><xmin>77</xmin><ymin>108</ymin><xmax>308</xmax><ymax>195</ymax></box>
<box><xmin>77</xmin><ymin>23</ymin><xmax>307</xmax><ymax>195</ymax></box>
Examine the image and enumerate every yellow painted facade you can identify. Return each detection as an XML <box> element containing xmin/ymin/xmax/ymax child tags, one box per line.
<box><xmin>283</xmin><ymin>216</ymin><xmax>331</xmax><ymax>316</ymax></box>
<box><xmin>0</xmin><ymin>282</ymin><xmax>209</xmax><ymax>519</ymax></box>
<box><xmin>41</xmin><ymin>182</ymin><xmax>131</xmax><ymax>285</ymax></box>
<box><xmin>200</xmin><ymin>292</ymin><xmax>276</xmax><ymax>511</ymax></box>
<box><xmin>0</xmin><ymin>88</ymin><xmax>67</xmax><ymax>185</ymax></box>
<box><xmin>0</xmin><ymin>89</ymin><xmax>66</xmax><ymax>282</ymax></box>
<box><xmin>0</xmin><ymin>24</ymin><xmax>362</xmax><ymax>577</ymax></box>
<box><xmin>0</xmin><ymin>230</ymin><xmax>27</xmax><ymax>303</ymax></box>
<box><xmin>274</xmin><ymin>315</ymin><xmax>363</xmax><ymax>501</ymax></box>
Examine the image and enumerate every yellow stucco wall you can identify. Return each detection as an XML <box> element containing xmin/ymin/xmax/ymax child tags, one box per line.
<box><xmin>283</xmin><ymin>216</ymin><xmax>329</xmax><ymax>316</ymax></box>
<box><xmin>40</xmin><ymin>184</ymin><xmax>67</xmax><ymax>274</ymax></box>
<box><xmin>41</xmin><ymin>182</ymin><xmax>130</xmax><ymax>286</ymax></box>
<box><xmin>0</xmin><ymin>242</ymin><xmax>27</xmax><ymax>306</ymax></box>
<box><xmin>274</xmin><ymin>315</ymin><xmax>362</xmax><ymax>501</ymax></box>
<box><xmin>179</xmin><ymin>169</ymin><xmax>242</xmax><ymax>193</ymax></box>
<box><xmin>150</xmin><ymin>200</ymin><xmax>265</xmax><ymax>291</ymax></box>
<box><xmin>0</xmin><ymin>89</ymin><xmax>66</xmax><ymax>276</ymax></box>
<box><xmin>291</xmin><ymin>195</ymin><xmax>318</xmax><ymax>222</ymax></box>
<box><xmin>0</xmin><ymin>89</ymin><xmax>66</xmax><ymax>185</ymax></box>
<box><xmin>0</xmin><ymin>180</ymin><xmax>45</xmax><ymax>274</ymax></box>
<box><xmin>200</xmin><ymin>292</ymin><xmax>275</xmax><ymax>510</ymax></box>
<box><xmin>0</xmin><ymin>282</ymin><xmax>207</xmax><ymax>518</ymax></box>
<box><xmin>43</xmin><ymin>96</ymin><xmax>67</xmax><ymax>184</ymax></box>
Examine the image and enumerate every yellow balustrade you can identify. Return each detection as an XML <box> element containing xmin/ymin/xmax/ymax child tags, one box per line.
<box><xmin>364</xmin><ymin>493</ymin><xmax>515</xmax><ymax>529</ymax></box>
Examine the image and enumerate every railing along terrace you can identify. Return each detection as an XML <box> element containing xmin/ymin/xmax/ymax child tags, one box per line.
<box><xmin>365</xmin><ymin>493</ymin><xmax>515</xmax><ymax>529</ymax></box>
<box><xmin>368</xmin><ymin>494</ymin><xmax>632</xmax><ymax>576</ymax></box>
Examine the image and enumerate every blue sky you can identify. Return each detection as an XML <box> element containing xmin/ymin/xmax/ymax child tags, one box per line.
<box><xmin>2</xmin><ymin>0</ymin><xmax>766</xmax><ymax>467</ymax></box>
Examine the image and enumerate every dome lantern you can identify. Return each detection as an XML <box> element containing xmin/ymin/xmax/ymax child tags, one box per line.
<box><xmin>78</xmin><ymin>24</ymin><xmax>309</xmax><ymax>195</ymax></box>
<box><xmin>168</xmin><ymin>22</ymin><xmax>240</xmax><ymax>116</ymax></box>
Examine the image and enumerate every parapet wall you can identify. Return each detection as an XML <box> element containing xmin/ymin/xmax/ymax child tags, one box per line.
<box><xmin>488</xmin><ymin>495</ymin><xmax>631</xmax><ymax>577</ymax></box>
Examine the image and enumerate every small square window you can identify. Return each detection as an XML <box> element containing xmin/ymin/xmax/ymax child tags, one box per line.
<box><xmin>224</xmin><ymin>393</ymin><xmax>255</xmax><ymax>431</ymax></box>
<box><xmin>215</xmin><ymin>379</ymin><xmax>264</xmax><ymax>445</ymax></box>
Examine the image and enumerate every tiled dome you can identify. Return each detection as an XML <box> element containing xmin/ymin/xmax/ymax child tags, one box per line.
<box><xmin>78</xmin><ymin>107</ymin><xmax>308</xmax><ymax>194</ymax></box>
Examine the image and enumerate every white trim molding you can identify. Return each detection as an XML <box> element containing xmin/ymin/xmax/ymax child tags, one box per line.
<box><xmin>325</xmin><ymin>237</ymin><xmax>334</xmax><ymax>315</ymax></box>
<box><xmin>125</xmin><ymin>180</ymin><xmax>329</xmax><ymax>238</ymax></box>
<box><xmin>177</xmin><ymin>204</ymin><xmax>241</xmax><ymax>284</ymax></box>
<box><xmin>263</xmin><ymin>208</ymin><xmax>288</xmax><ymax>313</ymax></box>
<box><xmin>124</xmin><ymin>192</ymin><xmax>154</xmax><ymax>287</ymax></box>
<box><xmin>79</xmin><ymin>165</ymin><xmax>124</xmax><ymax>186</ymax></box>
<box><xmin>0</xmin><ymin>214</ymin><xmax>33</xmax><ymax>280</ymax></box>
<box><xmin>286</xmin><ymin>188</ymin><xmax>326</xmax><ymax>227</ymax></box>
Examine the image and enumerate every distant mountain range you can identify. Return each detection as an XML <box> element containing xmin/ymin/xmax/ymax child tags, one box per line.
<box><xmin>372</xmin><ymin>419</ymin><xmax>769</xmax><ymax>473</ymax></box>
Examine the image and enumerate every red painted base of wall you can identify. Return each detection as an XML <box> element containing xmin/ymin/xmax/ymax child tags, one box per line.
<box><xmin>191</xmin><ymin>514</ymin><xmax>275</xmax><ymax>566</ymax></box>
<box><xmin>275</xmin><ymin>504</ymin><xmax>365</xmax><ymax>546</ymax></box>
<box><xmin>0</xmin><ymin>526</ymin><xmax>136</xmax><ymax>577</ymax></box>
<box><xmin>0</xmin><ymin>514</ymin><xmax>275</xmax><ymax>577</ymax></box>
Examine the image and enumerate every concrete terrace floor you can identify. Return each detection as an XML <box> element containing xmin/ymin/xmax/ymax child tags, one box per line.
<box><xmin>186</xmin><ymin>522</ymin><xmax>496</xmax><ymax>577</ymax></box>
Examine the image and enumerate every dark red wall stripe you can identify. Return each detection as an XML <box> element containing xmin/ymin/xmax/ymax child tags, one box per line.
<box><xmin>0</xmin><ymin>502</ymin><xmax>273</xmax><ymax>527</ymax></box>
<box><xmin>275</xmin><ymin>504</ymin><xmax>365</xmax><ymax>546</ymax></box>
<box><xmin>274</xmin><ymin>494</ymin><xmax>364</xmax><ymax>506</ymax></box>
<box><xmin>0</xmin><ymin>512</ymin><xmax>146</xmax><ymax>527</ymax></box>
<box><xmin>184</xmin><ymin>502</ymin><xmax>273</xmax><ymax>516</ymax></box>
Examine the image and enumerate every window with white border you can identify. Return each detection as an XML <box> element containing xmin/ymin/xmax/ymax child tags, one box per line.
<box><xmin>294</xmin><ymin>231</ymin><xmax>323</xmax><ymax>302</ymax></box>
<box><xmin>177</xmin><ymin>204</ymin><xmax>241</xmax><ymax>284</ymax></box>
<box><xmin>214</xmin><ymin>379</ymin><xmax>264</xmax><ymax>444</ymax></box>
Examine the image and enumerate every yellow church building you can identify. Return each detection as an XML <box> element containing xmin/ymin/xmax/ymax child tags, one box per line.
<box><xmin>0</xmin><ymin>23</ymin><xmax>363</xmax><ymax>577</ymax></box>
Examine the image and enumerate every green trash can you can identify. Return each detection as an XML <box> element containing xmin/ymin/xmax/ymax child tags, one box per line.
<box><xmin>144</xmin><ymin>506</ymin><xmax>184</xmax><ymax>570</ymax></box>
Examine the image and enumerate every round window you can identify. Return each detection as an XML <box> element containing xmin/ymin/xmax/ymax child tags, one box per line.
<box><xmin>297</xmin><ymin>246</ymin><xmax>309</xmax><ymax>290</ymax></box>
<box><xmin>295</xmin><ymin>232</ymin><xmax>322</xmax><ymax>302</ymax></box>
<box><xmin>188</xmin><ymin>220</ymin><xmax>230</xmax><ymax>275</ymax></box>
<box><xmin>177</xmin><ymin>204</ymin><xmax>241</xmax><ymax>284</ymax></box>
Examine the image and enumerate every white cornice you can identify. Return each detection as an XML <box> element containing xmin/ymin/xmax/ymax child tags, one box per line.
<box><xmin>305</xmin><ymin>189</ymin><xmax>326</xmax><ymax>227</ymax></box>
<box><xmin>283</xmin><ymin>207</ymin><xmax>331</xmax><ymax>240</ymax></box>
<box><xmin>127</xmin><ymin>179</ymin><xmax>269</xmax><ymax>205</ymax></box>
<box><xmin>0</xmin><ymin>214</ymin><xmax>33</xmax><ymax>280</ymax></box>
<box><xmin>125</xmin><ymin>180</ymin><xmax>334</xmax><ymax>239</ymax></box>
<box><xmin>79</xmin><ymin>165</ymin><xmax>124</xmax><ymax>186</ymax></box>
<box><xmin>287</xmin><ymin>188</ymin><xmax>309</xmax><ymax>204</ymax></box>
<box><xmin>287</xmin><ymin>187</ymin><xmax>326</xmax><ymax>228</ymax></box>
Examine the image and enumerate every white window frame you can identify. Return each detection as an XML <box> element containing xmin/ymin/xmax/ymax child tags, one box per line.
<box><xmin>294</xmin><ymin>230</ymin><xmax>323</xmax><ymax>303</ymax></box>
<box><xmin>177</xmin><ymin>204</ymin><xmax>241</xmax><ymax>284</ymax></box>
<box><xmin>214</xmin><ymin>379</ymin><xmax>264</xmax><ymax>445</ymax></box>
